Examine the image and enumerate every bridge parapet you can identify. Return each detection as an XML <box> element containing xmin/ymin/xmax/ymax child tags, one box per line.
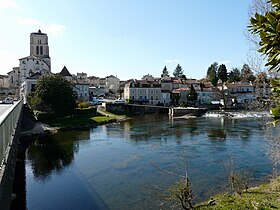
<box><xmin>0</xmin><ymin>100</ymin><xmax>23</xmax><ymax>210</ymax></box>
<box><xmin>0</xmin><ymin>101</ymin><xmax>23</xmax><ymax>169</ymax></box>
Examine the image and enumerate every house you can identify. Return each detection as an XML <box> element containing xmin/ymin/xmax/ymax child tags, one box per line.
<box><xmin>21</xmin><ymin>72</ymin><xmax>42</xmax><ymax>103</ymax></box>
<box><xmin>226</xmin><ymin>82</ymin><xmax>256</xmax><ymax>104</ymax></box>
<box><xmin>59</xmin><ymin>66</ymin><xmax>72</xmax><ymax>81</ymax></box>
<box><xmin>73</xmin><ymin>83</ymin><xmax>90</xmax><ymax>101</ymax></box>
<box><xmin>77</xmin><ymin>72</ymin><xmax>89</xmax><ymax>84</ymax></box>
<box><xmin>105</xmin><ymin>75</ymin><xmax>120</xmax><ymax>93</ymax></box>
<box><xmin>88</xmin><ymin>76</ymin><xmax>100</xmax><ymax>87</ymax></box>
<box><xmin>59</xmin><ymin>66</ymin><xmax>90</xmax><ymax>101</ymax></box>
<box><xmin>7</xmin><ymin>67</ymin><xmax>20</xmax><ymax>90</ymax></box>
<box><xmin>124</xmin><ymin>80</ymin><xmax>162</xmax><ymax>105</ymax></box>
<box><xmin>0</xmin><ymin>75</ymin><xmax>9</xmax><ymax>88</ymax></box>
<box><xmin>197</xmin><ymin>87</ymin><xmax>220</xmax><ymax>104</ymax></box>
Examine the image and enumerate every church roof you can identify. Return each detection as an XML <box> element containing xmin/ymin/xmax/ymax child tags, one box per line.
<box><xmin>19</xmin><ymin>55</ymin><xmax>39</xmax><ymax>60</ymax></box>
<box><xmin>26</xmin><ymin>72</ymin><xmax>42</xmax><ymax>79</ymax></box>
<box><xmin>60</xmin><ymin>66</ymin><xmax>72</xmax><ymax>77</ymax></box>
<box><xmin>31</xmin><ymin>29</ymin><xmax>46</xmax><ymax>35</ymax></box>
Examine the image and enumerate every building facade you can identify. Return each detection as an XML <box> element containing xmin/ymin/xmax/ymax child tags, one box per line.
<box><xmin>19</xmin><ymin>30</ymin><xmax>51</xmax><ymax>83</ymax></box>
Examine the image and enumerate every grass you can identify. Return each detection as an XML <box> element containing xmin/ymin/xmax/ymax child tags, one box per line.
<box><xmin>90</xmin><ymin>116</ymin><xmax>116</xmax><ymax>123</ymax></box>
<box><xmin>195</xmin><ymin>177</ymin><xmax>280</xmax><ymax>209</ymax></box>
<box><xmin>48</xmin><ymin>110</ymin><xmax>121</xmax><ymax>129</ymax></box>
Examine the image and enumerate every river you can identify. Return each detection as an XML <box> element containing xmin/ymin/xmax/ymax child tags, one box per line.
<box><xmin>14</xmin><ymin>113</ymin><xmax>275</xmax><ymax>210</ymax></box>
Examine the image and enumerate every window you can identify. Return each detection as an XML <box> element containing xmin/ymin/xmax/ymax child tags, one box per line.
<box><xmin>151</xmin><ymin>90</ymin><xmax>153</xmax><ymax>94</ymax></box>
<box><xmin>151</xmin><ymin>96</ymin><xmax>153</xmax><ymax>100</ymax></box>
<box><xmin>40</xmin><ymin>46</ymin><xmax>43</xmax><ymax>55</ymax></box>
<box><xmin>36</xmin><ymin>46</ymin><xmax>39</xmax><ymax>54</ymax></box>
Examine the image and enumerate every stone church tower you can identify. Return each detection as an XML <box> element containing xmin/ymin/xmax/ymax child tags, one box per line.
<box><xmin>30</xmin><ymin>29</ymin><xmax>51</xmax><ymax>67</ymax></box>
<box><xmin>19</xmin><ymin>29</ymin><xmax>51</xmax><ymax>82</ymax></box>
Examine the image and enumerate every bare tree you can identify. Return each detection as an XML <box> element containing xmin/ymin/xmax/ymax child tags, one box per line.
<box><xmin>245</xmin><ymin>0</ymin><xmax>272</xmax><ymax>74</ymax></box>
<box><xmin>152</xmin><ymin>160</ymin><xmax>194</xmax><ymax>210</ymax></box>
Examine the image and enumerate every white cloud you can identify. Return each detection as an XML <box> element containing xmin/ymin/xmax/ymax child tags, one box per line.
<box><xmin>218</xmin><ymin>60</ymin><xmax>231</xmax><ymax>65</ymax></box>
<box><xmin>16</xmin><ymin>16</ymin><xmax>41</xmax><ymax>26</ymax></box>
<box><xmin>0</xmin><ymin>0</ymin><xmax>18</xmax><ymax>10</ymax></box>
<box><xmin>165</xmin><ymin>59</ymin><xmax>180</xmax><ymax>64</ymax></box>
<box><xmin>43</xmin><ymin>23</ymin><xmax>66</xmax><ymax>36</ymax></box>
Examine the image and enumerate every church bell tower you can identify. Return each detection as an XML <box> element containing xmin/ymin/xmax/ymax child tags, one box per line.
<box><xmin>30</xmin><ymin>29</ymin><xmax>51</xmax><ymax>68</ymax></box>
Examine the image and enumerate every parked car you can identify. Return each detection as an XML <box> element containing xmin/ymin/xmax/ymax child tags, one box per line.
<box><xmin>113</xmin><ymin>99</ymin><xmax>127</xmax><ymax>104</ymax></box>
<box><xmin>90</xmin><ymin>99</ymin><xmax>103</xmax><ymax>105</ymax></box>
<box><xmin>3</xmin><ymin>97</ymin><xmax>14</xmax><ymax>104</ymax></box>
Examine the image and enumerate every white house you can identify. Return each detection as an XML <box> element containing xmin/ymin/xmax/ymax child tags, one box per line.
<box><xmin>226</xmin><ymin>82</ymin><xmax>256</xmax><ymax>104</ymax></box>
<box><xmin>124</xmin><ymin>80</ymin><xmax>162</xmax><ymax>105</ymax></box>
<box><xmin>21</xmin><ymin>72</ymin><xmax>42</xmax><ymax>103</ymax></box>
<box><xmin>74</xmin><ymin>83</ymin><xmax>90</xmax><ymax>101</ymax></box>
<box><xmin>105</xmin><ymin>75</ymin><xmax>120</xmax><ymax>93</ymax></box>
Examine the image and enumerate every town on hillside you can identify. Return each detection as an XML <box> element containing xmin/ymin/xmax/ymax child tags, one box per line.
<box><xmin>0</xmin><ymin>30</ymin><xmax>273</xmax><ymax>109</ymax></box>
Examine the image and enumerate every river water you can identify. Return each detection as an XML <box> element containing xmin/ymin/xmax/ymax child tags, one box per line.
<box><xmin>18</xmin><ymin>113</ymin><xmax>274</xmax><ymax>210</ymax></box>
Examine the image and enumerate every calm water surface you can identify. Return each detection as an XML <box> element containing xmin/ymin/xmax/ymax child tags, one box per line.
<box><xmin>23</xmin><ymin>115</ymin><xmax>272</xmax><ymax>210</ymax></box>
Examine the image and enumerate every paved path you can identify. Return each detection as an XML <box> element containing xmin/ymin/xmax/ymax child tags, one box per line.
<box><xmin>0</xmin><ymin>104</ymin><xmax>13</xmax><ymax>120</ymax></box>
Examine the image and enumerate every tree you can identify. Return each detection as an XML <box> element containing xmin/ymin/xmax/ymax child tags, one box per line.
<box><xmin>218</xmin><ymin>64</ymin><xmax>228</xmax><ymax>83</ymax></box>
<box><xmin>161</xmin><ymin>66</ymin><xmax>169</xmax><ymax>77</ymax></box>
<box><xmin>241</xmin><ymin>64</ymin><xmax>256</xmax><ymax>82</ymax></box>
<box><xmin>228</xmin><ymin>68</ymin><xmax>241</xmax><ymax>83</ymax></box>
<box><xmin>28</xmin><ymin>74</ymin><xmax>76</xmax><ymax>116</ymax></box>
<box><xmin>249</xmin><ymin>0</ymin><xmax>280</xmax><ymax>72</ymax></box>
<box><xmin>187</xmin><ymin>85</ymin><xmax>198</xmax><ymax>103</ymax></box>
<box><xmin>173</xmin><ymin>64</ymin><xmax>184</xmax><ymax>78</ymax></box>
<box><xmin>206</xmin><ymin>62</ymin><xmax>218</xmax><ymax>86</ymax></box>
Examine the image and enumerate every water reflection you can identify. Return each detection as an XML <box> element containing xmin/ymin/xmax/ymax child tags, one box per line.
<box><xmin>22</xmin><ymin>115</ymin><xmax>273</xmax><ymax>210</ymax></box>
<box><xmin>27</xmin><ymin>130</ymin><xmax>89</xmax><ymax>181</ymax></box>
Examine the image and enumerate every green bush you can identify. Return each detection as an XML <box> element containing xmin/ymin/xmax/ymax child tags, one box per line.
<box><xmin>78</xmin><ymin>102</ymin><xmax>90</xmax><ymax>108</ymax></box>
<box><xmin>34</xmin><ymin>110</ymin><xmax>56</xmax><ymax>123</ymax></box>
<box><xmin>74</xmin><ymin>106</ymin><xmax>97</xmax><ymax>116</ymax></box>
<box><xmin>271</xmin><ymin>106</ymin><xmax>280</xmax><ymax>119</ymax></box>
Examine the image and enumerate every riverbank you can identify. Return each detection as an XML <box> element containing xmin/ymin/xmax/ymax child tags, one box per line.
<box><xmin>195</xmin><ymin>177</ymin><xmax>280</xmax><ymax>209</ymax></box>
<box><xmin>20</xmin><ymin>106</ymin><xmax>129</xmax><ymax>136</ymax></box>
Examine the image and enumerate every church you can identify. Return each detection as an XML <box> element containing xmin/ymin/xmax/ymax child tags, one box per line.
<box><xmin>19</xmin><ymin>29</ymin><xmax>51</xmax><ymax>82</ymax></box>
<box><xmin>19</xmin><ymin>29</ymin><xmax>52</xmax><ymax>102</ymax></box>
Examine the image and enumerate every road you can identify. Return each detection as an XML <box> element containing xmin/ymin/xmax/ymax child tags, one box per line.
<box><xmin>0</xmin><ymin>104</ymin><xmax>14</xmax><ymax>120</ymax></box>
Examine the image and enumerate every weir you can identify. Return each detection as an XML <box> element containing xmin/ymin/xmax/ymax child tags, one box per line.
<box><xmin>0</xmin><ymin>101</ymin><xmax>23</xmax><ymax>210</ymax></box>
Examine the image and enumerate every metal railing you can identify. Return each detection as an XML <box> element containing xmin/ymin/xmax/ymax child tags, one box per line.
<box><xmin>0</xmin><ymin>100</ymin><xmax>23</xmax><ymax>170</ymax></box>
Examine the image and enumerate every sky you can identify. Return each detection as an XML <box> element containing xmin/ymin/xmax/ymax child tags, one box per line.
<box><xmin>0</xmin><ymin>0</ymin><xmax>254</xmax><ymax>80</ymax></box>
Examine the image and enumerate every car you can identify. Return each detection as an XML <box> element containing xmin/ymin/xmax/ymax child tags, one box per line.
<box><xmin>113</xmin><ymin>99</ymin><xmax>127</xmax><ymax>104</ymax></box>
<box><xmin>3</xmin><ymin>97</ymin><xmax>14</xmax><ymax>104</ymax></box>
<box><xmin>90</xmin><ymin>99</ymin><xmax>103</xmax><ymax>105</ymax></box>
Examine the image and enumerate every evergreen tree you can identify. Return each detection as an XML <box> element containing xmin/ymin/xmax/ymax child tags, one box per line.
<box><xmin>241</xmin><ymin>64</ymin><xmax>256</xmax><ymax>82</ymax></box>
<box><xmin>173</xmin><ymin>64</ymin><xmax>184</xmax><ymax>78</ymax></box>
<box><xmin>218</xmin><ymin>64</ymin><xmax>228</xmax><ymax>83</ymax></box>
<box><xmin>206</xmin><ymin>62</ymin><xmax>218</xmax><ymax>86</ymax></box>
<box><xmin>228</xmin><ymin>68</ymin><xmax>241</xmax><ymax>83</ymax></box>
<box><xmin>187</xmin><ymin>84</ymin><xmax>198</xmax><ymax>102</ymax></box>
<box><xmin>161</xmin><ymin>66</ymin><xmax>169</xmax><ymax>77</ymax></box>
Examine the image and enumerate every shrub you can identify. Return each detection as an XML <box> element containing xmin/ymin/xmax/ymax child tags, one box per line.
<box><xmin>78</xmin><ymin>102</ymin><xmax>90</xmax><ymax>109</ymax></box>
<box><xmin>271</xmin><ymin>106</ymin><xmax>280</xmax><ymax>119</ymax></box>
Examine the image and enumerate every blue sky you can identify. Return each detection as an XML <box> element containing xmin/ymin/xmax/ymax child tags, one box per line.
<box><xmin>0</xmin><ymin>0</ymin><xmax>253</xmax><ymax>80</ymax></box>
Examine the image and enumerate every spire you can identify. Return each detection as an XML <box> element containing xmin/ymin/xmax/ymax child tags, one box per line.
<box><xmin>38</xmin><ymin>29</ymin><xmax>41</xmax><ymax>33</ymax></box>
